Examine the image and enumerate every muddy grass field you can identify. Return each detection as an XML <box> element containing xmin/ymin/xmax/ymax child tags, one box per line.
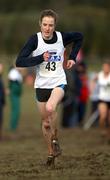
<box><xmin>0</xmin><ymin>85</ymin><xmax>110</xmax><ymax>180</ymax></box>
<box><xmin>0</xmin><ymin>127</ymin><xmax>110</xmax><ymax>180</ymax></box>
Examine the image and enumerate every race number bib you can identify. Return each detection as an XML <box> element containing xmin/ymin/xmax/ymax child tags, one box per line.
<box><xmin>39</xmin><ymin>50</ymin><xmax>63</xmax><ymax>77</ymax></box>
<box><xmin>39</xmin><ymin>61</ymin><xmax>62</xmax><ymax>77</ymax></box>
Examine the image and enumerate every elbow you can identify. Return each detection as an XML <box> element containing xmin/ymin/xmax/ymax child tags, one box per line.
<box><xmin>76</xmin><ymin>32</ymin><xmax>84</xmax><ymax>41</ymax></box>
<box><xmin>78</xmin><ymin>32</ymin><xmax>84</xmax><ymax>46</ymax></box>
<box><xmin>16</xmin><ymin>57</ymin><xmax>22</xmax><ymax>67</ymax></box>
<box><xmin>79</xmin><ymin>32</ymin><xmax>84</xmax><ymax>41</ymax></box>
<box><xmin>74</xmin><ymin>32</ymin><xmax>84</xmax><ymax>44</ymax></box>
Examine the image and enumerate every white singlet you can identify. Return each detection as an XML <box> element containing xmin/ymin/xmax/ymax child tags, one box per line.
<box><xmin>32</xmin><ymin>31</ymin><xmax>67</xmax><ymax>89</ymax></box>
<box><xmin>98</xmin><ymin>71</ymin><xmax>110</xmax><ymax>102</ymax></box>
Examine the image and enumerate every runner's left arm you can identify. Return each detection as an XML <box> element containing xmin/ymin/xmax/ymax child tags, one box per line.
<box><xmin>61</xmin><ymin>32</ymin><xmax>83</xmax><ymax>62</ymax></box>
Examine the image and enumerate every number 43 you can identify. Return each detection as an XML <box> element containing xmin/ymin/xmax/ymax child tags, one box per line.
<box><xmin>45</xmin><ymin>62</ymin><xmax>56</xmax><ymax>71</ymax></box>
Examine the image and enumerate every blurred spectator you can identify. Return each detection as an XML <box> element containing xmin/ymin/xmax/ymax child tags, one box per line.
<box><xmin>61</xmin><ymin>49</ymin><xmax>84</xmax><ymax>128</ymax></box>
<box><xmin>61</xmin><ymin>66</ymin><xmax>81</xmax><ymax>128</ymax></box>
<box><xmin>61</xmin><ymin>61</ymin><xmax>89</xmax><ymax>128</ymax></box>
<box><xmin>76</xmin><ymin>62</ymin><xmax>89</xmax><ymax>126</ymax></box>
<box><xmin>0</xmin><ymin>63</ymin><xmax>6</xmax><ymax>140</ymax></box>
<box><xmin>25</xmin><ymin>67</ymin><xmax>35</xmax><ymax>86</ymax></box>
<box><xmin>97</xmin><ymin>61</ymin><xmax>110</xmax><ymax>142</ymax></box>
<box><xmin>8</xmin><ymin>65</ymin><xmax>23</xmax><ymax>137</ymax></box>
<box><xmin>89</xmin><ymin>72</ymin><xmax>99</xmax><ymax>113</ymax></box>
<box><xmin>89</xmin><ymin>72</ymin><xmax>99</xmax><ymax>126</ymax></box>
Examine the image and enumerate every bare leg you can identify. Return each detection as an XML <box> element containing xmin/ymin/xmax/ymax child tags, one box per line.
<box><xmin>46</xmin><ymin>87</ymin><xmax>64</xmax><ymax>140</ymax></box>
<box><xmin>37</xmin><ymin>87</ymin><xmax>64</xmax><ymax>156</ymax></box>
<box><xmin>37</xmin><ymin>102</ymin><xmax>53</xmax><ymax>155</ymax></box>
<box><xmin>98</xmin><ymin>102</ymin><xmax>108</xmax><ymax>136</ymax></box>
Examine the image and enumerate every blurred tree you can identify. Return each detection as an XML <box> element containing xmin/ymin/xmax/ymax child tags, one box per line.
<box><xmin>0</xmin><ymin>0</ymin><xmax>110</xmax><ymax>59</ymax></box>
<box><xmin>0</xmin><ymin>0</ymin><xmax>51</xmax><ymax>13</ymax></box>
<box><xmin>0</xmin><ymin>0</ymin><xmax>110</xmax><ymax>13</ymax></box>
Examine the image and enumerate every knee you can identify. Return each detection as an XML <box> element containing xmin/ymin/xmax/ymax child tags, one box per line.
<box><xmin>99</xmin><ymin>113</ymin><xmax>106</xmax><ymax>121</ymax></box>
<box><xmin>46</xmin><ymin>103</ymin><xmax>54</xmax><ymax>114</ymax></box>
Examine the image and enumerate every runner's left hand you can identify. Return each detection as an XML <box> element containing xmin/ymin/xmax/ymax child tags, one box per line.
<box><xmin>66</xmin><ymin>60</ymin><xmax>76</xmax><ymax>69</ymax></box>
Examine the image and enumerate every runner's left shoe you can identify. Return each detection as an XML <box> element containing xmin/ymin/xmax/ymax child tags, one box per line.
<box><xmin>52</xmin><ymin>139</ymin><xmax>62</xmax><ymax>157</ymax></box>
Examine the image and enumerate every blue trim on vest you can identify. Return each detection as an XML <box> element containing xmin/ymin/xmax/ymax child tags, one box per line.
<box><xmin>57</xmin><ymin>84</ymin><xmax>65</xmax><ymax>90</ymax></box>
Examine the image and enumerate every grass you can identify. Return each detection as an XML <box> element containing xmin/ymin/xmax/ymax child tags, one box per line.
<box><xmin>0</xmin><ymin>83</ymin><xmax>110</xmax><ymax>180</ymax></box>
<box><xmin>1</xmin><ymin>56</ymin><xmax>110</xmax><ymax>179</ymax></box>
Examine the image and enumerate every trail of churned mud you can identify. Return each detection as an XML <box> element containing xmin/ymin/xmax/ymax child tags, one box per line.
<box><xmin>0</xmin><ymin>128</ymin><xmax>110</xmax><ymax>179</ymax></box>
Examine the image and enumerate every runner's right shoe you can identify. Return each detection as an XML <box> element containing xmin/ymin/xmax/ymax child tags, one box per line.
<box><xmin>46</xmin><ymin>155</ymin><xmax>55</xmax><ymax>167</ymax></box>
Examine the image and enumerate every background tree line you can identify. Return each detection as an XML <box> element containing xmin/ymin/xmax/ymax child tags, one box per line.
<box><xmin>0</xmin><ymin>0</ymin><xmax>110</xmax><ymax>59</ymax></box>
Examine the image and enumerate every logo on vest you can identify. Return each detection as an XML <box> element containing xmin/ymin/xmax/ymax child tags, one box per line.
<box><xmin>48</xmin><ymin>51</ymin><xmax>61</xmax><ymax>62</ymax></box>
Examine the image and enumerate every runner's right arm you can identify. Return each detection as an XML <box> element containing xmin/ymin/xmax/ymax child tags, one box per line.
<box><xmin>16</xmin><ymin>34</ymin><xmax>44</xmax><ymax>67</ymax></box>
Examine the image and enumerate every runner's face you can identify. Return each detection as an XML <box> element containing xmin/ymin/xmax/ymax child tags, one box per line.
<box><xmin>103</xmin><ymin>63</ymin><xmax>110</xmax><ymax>74</ymax></box>
<box><xmin>40</xmin><ymin>16</ymin><xmax>55</xmax><ymax>40</ymax></box>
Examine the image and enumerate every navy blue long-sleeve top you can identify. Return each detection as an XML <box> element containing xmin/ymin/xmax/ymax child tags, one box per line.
<box><xmin>16</xmin><ymin>31</ymin><xmax>83</xmax><ymax>67</ymax></box>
